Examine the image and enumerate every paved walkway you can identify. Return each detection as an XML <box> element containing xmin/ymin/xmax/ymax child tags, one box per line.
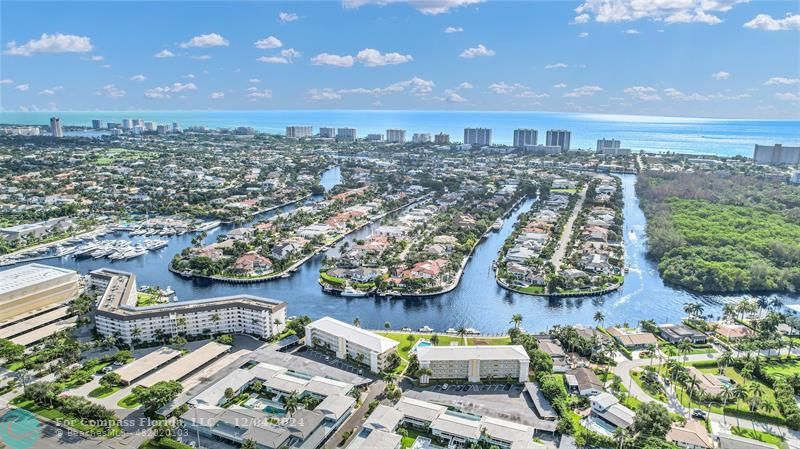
<box><xmin>324</xmin><ymin>380</ymin><xmax>385</xmax><ymax>449</ymax></box>
<box><xmin>552</xmin><ymin>186</ymin><xmax>587</xmax><ymax>274</ymax></box>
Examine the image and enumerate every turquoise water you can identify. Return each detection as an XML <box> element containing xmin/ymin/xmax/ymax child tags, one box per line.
<box><xmin>1</xmin><ymin>110</ymin><xmax>798</xmax><ymax>157</ymax></box>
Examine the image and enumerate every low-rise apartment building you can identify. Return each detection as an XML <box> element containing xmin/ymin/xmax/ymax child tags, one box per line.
<box><xmin>91</xmin><ymin>268</ymin><xmax>286</xmax><ymax>344</ymax></box>
<box><xmin>0</xmin><ymin>263</ymin><xmax>79</xmax><ymax>322</ymax></box>
<box><xmin>416</xmin><ymin>345</ymin><xmax>529</xmax><ymax>384</ymax></box>
<box><xmin>305</xmin><ymin>316</ymin><xmax>398</xmax><ymax>373</ymax></box>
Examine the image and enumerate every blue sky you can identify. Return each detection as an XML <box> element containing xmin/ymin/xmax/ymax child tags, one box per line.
<box><xmin>1</xmin><ymin>0</ymin><xmax>798</xmax><ymax>118</ymax></box>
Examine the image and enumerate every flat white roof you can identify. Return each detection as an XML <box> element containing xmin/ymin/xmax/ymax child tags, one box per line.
<box><xmin>138</xmin><ymin>342</ymin><xmax>229</xmax><ymax>388</ymax></box>
<box><xmin>0</xmin><ymin>306</ymin><xmax>71</xmax><ymax>339</ymax></box>
<box><xmin>430</xmin><ymin>412</ymin><xmax>482</xmax><ymax>439</ymax></box>
<box><xmin>115</xmin><ymin>347</ymin><xmax>181</xmax><ymax>384</ymax></box>
<box><xmin>308</xmin><ymin>317</ymin><xmax>398</xmax><ymax>353</ymax></box>
<box><xmin>190</xmin><ymin>369</ymin><xmax>255</xmax><ymax>407</ymax></box>
<box><xmin>417</xmin><ymin>344</ymin><xmax>529</xmax><ymax>362</ymax></box>
<box><xmin>0</xmin><ymin>264</ymin><xmax>77</xmax><ymax>296</ymax></box>
<box><xmin>395</xmin><ymin>396</ymin><xmax>447</xmax><ymax>423</ymax></box>
<box><xmin>10</xmin><ymin>318</ymin><xmax>76</xmax><ymax>346</ymax></box>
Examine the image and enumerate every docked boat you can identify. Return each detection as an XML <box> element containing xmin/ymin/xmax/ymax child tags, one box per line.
<box><xmin>491</xmin><ymin>219</ymin><xmax>503</xmax><ymax>231</ymax></box>
<box><xmin>144</xmin><ymin>239</ymin><xmax>168</xmax><ymax>251</ymax></box>
<box><xmin>419</xmin><ymin>325</ymin><xmax>433</xmax><ymax>333</ymax></box>
<box><xmin>340</xmin><ymin>287</ymin><xmax>369</xmax><ymax>297</ymax></box>
<box><xmin>194</xmin><ymin>220</ymin><xmax>221</xmax><ymax>232</ymax></box>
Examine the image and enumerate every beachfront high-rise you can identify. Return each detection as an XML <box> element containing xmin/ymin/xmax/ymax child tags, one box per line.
<box><xmin>319</xmin><ymin>127</ymin><xmax>336</xmax><ymax>138</ymax></box>
<box><xmin>753</xmin><ymin>144</ymin><xmax>800</xmax><ymax>166</ymax></box>
<box><xmin>597</xmin><ymin>138</ymin><xmax>620</xmax><ymax>152</ymax></box>
<box><xmin>336</xmin><ymin>127</ymin><xmax>357</xmax><ymax>142</ymax></box>
<box><xmin>546</xmin><ymin>130</ymin><xmax>571</xmax><ymax>151</ymax></box>
<box><xmin>386</xmin><ymin>129</ymin><xmax>406</xmax><ymax>143</ymax></box>
<box><xmin>435</xmin><ymin>133</ymin><xmax>450</xmax><ymax>145</ymax></box>
<box><xmin>412</xmin><ymin>133</ymin><xmax>432</xmax><ymax>144</ymax></box>
<box><xmin>464</xmin><ymin>128</ymin><xmax>492</xmax><ymax>146</ymax></box>
<box><xmin>91</xmin><ymin>120</ymin><xmax>104</xmax><ymax>130</ymax></box>
<box><xmin>49</xmin><ymin>117</ymin><xmax>63</xmax><ymax>138</ymax></box>
<box><xmin>513</xmin><ymin>129</ymin><xmax>538</xmax><ymax>148</ymax></box>
<box><xmin>285</xmin><ymin>125</ymin><xmax>313</xmax><ymax>139</ymax></box>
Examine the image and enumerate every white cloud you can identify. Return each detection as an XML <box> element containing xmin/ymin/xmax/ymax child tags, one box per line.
<box><xmin>81</xmin><ymin>55</ymin><xmax>104</xmax><ymax>61</ymax></box>
<box><xmin>38</xmin><ymin>86</ymin><xmax>62</xmax><ymax>96</ymax></box>
<box><xmin>95</xmin><ymin>84</ymin><xmax>126</xmax><ymax>98</ymax></box>
<box><xmin>180</xmin><ymin>33</ymin><xmax>229</xmax><ymax>48</ymax></box>
<box><xmin>154</xmin><ymin>49</ymin><xmax>175</xmax><ymax>58</ymax></box>
<box><xmin>279</xmin><ymin>12</ymin><xmax>299</xmax><ymax>23</ymax></box>
<box><xmin>15</xmin><ymin>84</ymin><xmax>29</xmax><ymax>91</ymax></box>
<box><xmin>544</xmin><ymin>63</ymin><xmax>568</xmax><ymax>69</ymax></box>
<box><xmin>145</xmin><ymin>82</ymin><xmax>197</xmax><ymax>99</ymax></box>
<box><xmin>624</xmin><ymin>85</ymin><xmax>661</xmax><ymax>101</ymax></box>
<box><xmin>209</xmin><ymin>92</ymin><xmax>225</xmax><ymax>99</ymax></box>
<box><xmin>623</xmin><ymin>28</ymin><xmax>640</xmax><ymax>34</ymax></box>
<box><xmin>663</xmin><ymin>88</ymin><xmax>709</xmax><ymax>101</ymax></box>
<box><xmin>775</xmin><ymin>92</ymin><xmax>799</xmax><ymax>101</ymax></box>
<box><xmin>249</xmin><ymin>78</ymin><xmax>261</xmax><ymax>84</ymax></box>
<box><xmin>343</xmin><ymin>0</ymin><xmax>484</xmax><ymax>15</ymax></box>
<box><xmin>457</xmin><ymin>82</ymin><xmax>473</xmax><ymax>90</ymax></box>
<box><xmin>711</xmin><ymin>71</ymin><xmax>730</xmax><ymax>80</ymax></box>
<box><xmin>254</xmin><ymin>36</ymin><xmax>283</xmax><ymax>49</ymax></box>
<box><xmin>257</xmin><ymin>48</ymin><xmax>301</xmax><ymax>64</ymax></box>
<box><xmin>183</xmin><ymin>74</ymin><xmax>195</xmax><ymax>79</ymax></box>
<box><xmin>445</xmin><ymin>26</ymin><xmax>464</xmax><ymax>33</ymax></box>
<box><xmin>460</xmin><ymin>44</ymin><xmax>495</xmax><ymax>58</ymax></box>
<box><xmin>0</xmin><ymin>79</ymin><xmax>13</xmax><ymax>84</ymax></box>
<box><xmin>765</xmin><ymin>77</ymin><xmax>799</xmax><ymax>86</ymax></box>
<box><xmin>572</xmin><ymin>13</ymin><xmax>590</xmax><ymax>24</ymax></box>
<box><xmin>356</xmin><ymin>48</ymin><xmax>413</xmax><ymax>66</ymax></box>
<box><xmin>130</xmin><ymin>74</ymin><xmax>146</xmax><ymax>82</ymax></box>
<box><xmin>578</xmin><ymin>32</ymin><xmax>589</xmax><ymax>38</ymax></box>
<box><xmin>308</xmin><ymin>88</ymin><xmax>342</xmax><ymax>101</ymax></box>
<box><xmin>744</xmin><ymin>13</ymin><xmax>800</xmax><ymax>31</ymax></box>
<box><xmin>247</xmin><ymin>88</ymin><xmax>272</xmax><ymax>99</ymax></box>
<box><xmin>311</xmin><ymin>53</ymin><xmax>355</xmax><ymax>67</ymax></box>
<box><xmin>488</xmin><ymin>82</ymin><xmax>548</xmax><ymax>99</ymax></box>
<box><xmin>574</xmin><ymin>0</ymin><xmax>746</xmax><ymax>25</ymax></box>
<box><xmin>191</xmin><ymin>55</ymin><xmax>212</xmax><ymax>60</ymax></box>
<box><xmin>553</xmin><ymin>83</ymin><xmax>567</xmax><ymax>88</ymax></box>
<box><xmin>101</xmin><ymin>64</ymin><xmax>111</xmax><ymax>69</ymax></box>
<box><xmin>4</xmin><ymin>33</ymin><xmax>93</xmax><ymax>56</ymax></box>
<box><xmin>444</xmin><ymin>92</ymin><xmax>468</xmax><ymax>103</ymax></box>
<box><xmin>333</xmin><ymin>77</ymin><xmax>435</xmax><ymax>98</ymax></box>
<box><xmin>564</xmin><ymin>85</ymin><xmax>603</xmax><ymax>97</ymax></box>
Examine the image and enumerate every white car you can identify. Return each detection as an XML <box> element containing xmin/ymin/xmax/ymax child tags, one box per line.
<box><xmin>442</xmin><ymin>383</ymin><xmax>449</xmax><ymax>390</ymax></box>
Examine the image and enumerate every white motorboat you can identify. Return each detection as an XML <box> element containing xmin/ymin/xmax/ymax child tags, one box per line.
<box><xmin>340</xmin><ymin>287</ymin><xmax>369</xmax><ymax>297</ymax></box>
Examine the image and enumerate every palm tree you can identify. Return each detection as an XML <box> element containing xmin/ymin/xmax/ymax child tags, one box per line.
<box><xmin>646</xmin><ymin>343</ymin><xmax>657</xmax><ymax>366</ymax></box>
<box><xmin>510</xmin><ymin>314</ymin><xmax>523</xmax><ymax>330</ymax></box>
<box><xmin>211</xmin><ymin>313</ymin><xmax>221</xmax><ymax>334</ymax></box>
<box><xmin>353</xmin><ymin>317</ymin><xmax>361</xmax><ymax>328</ymax></box>
<box><xmin>731</xmin><ymin>385</ymin><xmax>748</xmax><ymax>412</ymax></box>
<box><xmin>678</xmin><ymin>339</ymin><xmax>693</xmax><ymax>364</ymax></box>
<box><xmin>457</xmin><ymin>326</ymin><xmax>468</xmax><ymax>340</ymax></box>
<box><xmin>176</xmin><ymin>317</ymin><xmax>187</xmax><ymax>335</ymax></box>
<box><xmin>593</xmin><ymin>311</ymin><xmax>605</xmax><ymax>328</ymax></box>
<box><xmin>384</xmin><ymin>321</ymin><xmax>391</xmax><ymax>330</ymax></box>
<box><xmin>722</xmin><ymin>303</ymin><xmax>737</xmax><ymax>321</ymax></box>
<box><xmin>613</xmin><ymin>425</ymin><xmax>628</xmax><ymax>449</ymax></box>
<box><xmin>717</xmin><ymin>351</ymin><xmax>734</xmax><ymax>374</ymax></box>
<box><xmin>283</xmin><ymin>391</ymin><xmax>300</xmax><ymax>417</ymax></box>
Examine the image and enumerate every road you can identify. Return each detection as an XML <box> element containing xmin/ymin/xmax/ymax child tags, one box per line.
<box><xmin>614</xmin><ymin>349</ymin><xmax>800</xmax><ymax>449</ymax></box>
<box><xmin>324</xmin><ymin>380</ymin><xmax>385</xmax><ymax>449</ymax></box>
<box><xmin>552</xmin><ymin>186</ymin><xmax>587</xmax><ymax>274</ymax></box>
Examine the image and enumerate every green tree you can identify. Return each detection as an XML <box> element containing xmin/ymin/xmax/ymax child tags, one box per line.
<box><xmin>633</xmin><ymin>402</ymin><xmax>672</xmax><ymax>439</ymax></box>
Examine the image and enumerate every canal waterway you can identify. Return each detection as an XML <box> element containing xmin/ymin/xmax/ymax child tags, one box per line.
<box><xmin>5</xmin><ymin>168</ymin><xmax>798</xmax><ymax>333</ymax></box>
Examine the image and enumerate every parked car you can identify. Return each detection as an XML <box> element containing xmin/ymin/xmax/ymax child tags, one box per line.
<box><xmin>692</xmin><ymin>409</ymin><xmax>707</xmax><ymax>419</ymax></box>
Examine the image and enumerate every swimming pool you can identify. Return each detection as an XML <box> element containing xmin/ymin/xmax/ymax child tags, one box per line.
<box><xmin>411</xmin><ymin>339</ymin><xmax>432</xmax><ymax>354</ymax></box>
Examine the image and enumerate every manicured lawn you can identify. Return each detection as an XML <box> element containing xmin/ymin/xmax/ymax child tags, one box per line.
<box><xmin>12</xmin><ymin>398</ymin><xmax>121</xmax><ymax>436</ymax></box>
<box><xmin>515</xmin><ymin>285</ymin><xmax>545</xmax><ymax>294</ymax></box>
<box><xmin>89</xmin><ymin>385</ymin><xmax>120</xmax><ymax>398</ymax></box>
<box><xmin>762</xmin><ymin>358</ymin><xmax>800</xmax><ymax>379</ymax></box>
<box><xmin>4</xmin><ymin>361</ymin><xmax>23</xmax><ymax>371</ymax></box>
<box><xmin>118</xmin><ymin>393</ymin><xmax>142</xmax><ymax>409</ymax></box>
<box><xmin>696</xmin><ymin>365</ymin><xmax>780</xmax><ymax>418</ymax></box>
<box><xmin>630</xmin><ymin>370</ymin><xmax>668</xmax><ymax>402</ymax></box>
<box><xmin>59</xmin><ymin>361</ymin><xmax>112</xmax><ymax>390</ymax></box>
<box><xmin>377</xmin><ymin>331</ymin><xmax>510</xmax><ymax>375</ymax></box>
<box><xmin>140</xmin><ymin>438</ymin><xmax>194</xmax><ymax>449</ymax></box>
<box><xmin>136</xmin><ymin>292</ymin><xmax>160</xmax><ymax>307</ymax></box>
<box><xmin>731</xmin><ymin>427</ymin><xmax>784</xmax><ymax>448</ymax></box>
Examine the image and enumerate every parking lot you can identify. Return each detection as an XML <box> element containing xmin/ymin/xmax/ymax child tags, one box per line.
<box><xmin>295</xmin><ymin>347</ymin><xmax>369</xmax><ymax>376</ymax></box>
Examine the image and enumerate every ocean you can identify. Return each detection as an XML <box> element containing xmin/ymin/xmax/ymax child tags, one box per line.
<box><xmin>1</xmin><ymin>110</ymin><xmax>798</xmax><ymax>157</ymax></box>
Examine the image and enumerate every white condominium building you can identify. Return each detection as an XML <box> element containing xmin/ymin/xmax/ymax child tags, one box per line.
<box><xmin>546</xmin><ymin>129</ymin><xmax>571</xmax><ymax>151</ymax></box>
<box><xmin>305</xmin><ymin>317</ymin><xmax>398</xmax><ymax>373</ymax></box>
<box><xmin>50</xmin><ymin>117</ymin><xmax>63</xmax><ymax>138</ymax></box>
<box><xmin>319</xmin><ymin>127</ymin><xmax>336</xmax><ymax>138</ymax></box>
<box><xmin>0</xmin><ymin>264</ymin><xmax>79</xmax><ymax>322</ymax></box>
<box><xmin>464</xmin><ymin>128</ymin><xmax>492</xmax><ymax>146</ymax></box>
<box><xmin>754</xmin><ymin>144</ymin><xmax>800</xmax><ymax>166</ymax></box>
<box><xmin>386</xmin><ymin>129</ymin><xmax>406</xmax><ymax>143</ymax></box>
<box><xmin>412</xmin><ymin>133</ymin><xmax>432</xmax><ymax>143</ymax></box>
<box><xmin>416</xmin><ymin>345</ymin><xmax>530</xmax><ymax>384</ymax></box>
<box><xmin>285</xmin><ymin>125</ymin><xmax>313</xmax><ymax>138</ymax></box>
<box><xmin>513</xmin><ymin>129</ymin><xmax>538</xmax><ymax>148</ymax></box>
<box><xmin>91</xmin><ymin>268</ymin><xmax>286</xmax><ymax>344</ymax></box>
<box><xmin>336</xmin><ymin>127</ymin><xmax>357</xmax><ymax>142</ymax></box>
